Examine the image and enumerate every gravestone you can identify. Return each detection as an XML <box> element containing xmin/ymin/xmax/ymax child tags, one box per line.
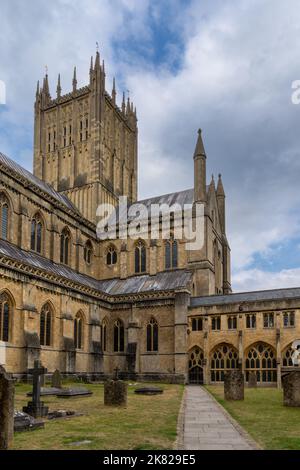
<box><xmin>14</xmin><ymin>411</ymin><xmax>44</xmax><ymax>432</ymax></box>
<box><xmin>23</xmin><ymin>360</ymin><xmax>49</xmax><ymax>418</ymax></box>
<box><xmin>282</xmin><ymin>369</ymin><xmax>300</xmax><ymax>407</ymax></box>
<box><xmin>248</xmin><ymin>371</ymin><xmax>257</xmax><ymax>388</ymax></box>
<box><xmin>51</xmin><ymin>369</ymin><xmax>62</xmax><ymax>389</ymax></box>
<box><xmin>224</xmin><ymin>370</ymin><xmax>244</xmax><ymax>401</ymax></box>
<box><xmin>104</xmin><ymin>367</ymin><xmax>127</xmax><ymax>407</ymax></box>
<box><xmin>0</xmin><ymin>365</ymin><xmax>14</xmax><ymax>450</ymax></box>
<box><xmin>57</xmin><ymin>387</ymin><xmax>92</xmax><ymax>398</ymax></box>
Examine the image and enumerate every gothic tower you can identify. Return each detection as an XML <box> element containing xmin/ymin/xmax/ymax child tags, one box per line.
<box><xmin>33</xmin><ymin>50</ymin><xmax>138</xmax><ymax>223</ymax></box>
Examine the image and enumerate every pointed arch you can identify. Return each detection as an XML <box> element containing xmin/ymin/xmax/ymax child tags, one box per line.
<box><xmin>146</xmin><ymin>317</ymin><xmax>158</xmax><ymax>352</ymax></box>
<box><xmin>165</xmin><ymin>235</ymin><xmax>178</xmax><ymax>269</ymax></box>
<box><xmin>0</xmin><ymin>191</ymin><xmax>11</xmax><ymax>241</ymax></box>
<box><xmin>210</xmin><ymin>343</ymin><xmax>239</xmax><ymax>382</ymax></box>
<box><xmin>113</xmin><ymin>318</ymin><xmax>124</xmax><ymax>352</ymax></box>
<box><xmin>106</xmin><ymin>244</ymin><xmax>117</xmax><ymax>266</ymax></box>
<box><xmin>84</xmin><ymin>239</ymin><xmax>93</xmax><ymax>264</ymax></box>
<box><xmin>282</xmin><ymin>342</ymin><xmax>294</xmax><ymax>367</ymax></box>
<box><xmin>188</xmin><ymin>346</ymin><xmax>204</xmax><ymax>384</ymax></box>
<box><xmin>74</xmin><ymin>311</ymin><xmax>85</xmax><ymax>350</ymax></box>
<box><xmin>245</xmin><ymin>342</ymin><xmax>277</xmax><ymax>383</ymax></box>
<box><xmin>40</xmin><ymin>302</ymin><xmax>54</xmax><ymax>346</ymax></box>
<box><xmin>135</xmin><ymin>239</ymin><xmax>146</xmax><ymax>273</ymax></box>
<box><xmin>0</xmin><ymin>290</ymin><xmax>14</xmax><ymax>342</ymax></box>
<box><xmin>60</xmin><ymin>227</ymin><xmax>71</xmax><ymax>265</ymax></box>
<box><xmin>31</xmin><ymin>211</ymin><xmax>45</xmax><ymax>254</ymax></box>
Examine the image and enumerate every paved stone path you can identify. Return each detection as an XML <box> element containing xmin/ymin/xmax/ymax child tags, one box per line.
<box><xmin>183</xmin><ymin>386</ymin><xmax>256</xmax><ymax>450</ymax></box>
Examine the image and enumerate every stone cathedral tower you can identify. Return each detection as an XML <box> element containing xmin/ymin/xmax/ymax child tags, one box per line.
<box><xmin>33</xmin><ymin>50</ymin><xmax>138</xmax><ymax>222</ymax></box>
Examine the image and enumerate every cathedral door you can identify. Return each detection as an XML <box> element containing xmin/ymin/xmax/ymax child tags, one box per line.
<box><xmin>189</xmin><ymin>365</ymin><xmax>203</xmax><ymax>384</ymax></box>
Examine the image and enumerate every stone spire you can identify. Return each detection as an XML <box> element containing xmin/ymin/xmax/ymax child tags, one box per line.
<box><xmin>72</xmin><ymin>67</ymin><xmax>77</xmax><ymax>92</ymax></box>
<box><xmin>216</xmin><ymin>173</ymin><xmax>225</xmax><ymax>197</ymax></box>
<box><xmin>56</xmin><ymin>74</ymin><xmax>61</xmax><ymax>98</ymax></box>
<box><xmin>36</xmin><ymin>80</ymin><xmax>40</xmax><ymax>99</ymax></box>
<box><xmin>112</xmin><ymin>77</ymin><xmax>116</xmax><ymax>104</ymax></box>
<box><xmin>122</xmin><ymin>92</ymin><xmax>126</xmax><ymax>114</ymax></box>
<box><xmin>193</xmin><ymin>129</ymin><xmax>207</xmax><ymax>203</ymax></box>
<box><xmin>216</xmin><ymin>174</ymin><xmax>226</xmax><ymax>233</ymax></box>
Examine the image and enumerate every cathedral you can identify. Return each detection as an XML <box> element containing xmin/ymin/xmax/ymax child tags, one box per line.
<box><xmin>0</xmin><ymin>50</ymin><xmax>299</xmax><ymax>386</ymax></box>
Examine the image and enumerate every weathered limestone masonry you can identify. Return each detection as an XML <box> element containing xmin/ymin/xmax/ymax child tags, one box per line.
<box><xmin>0</xmin><ymin>49</ymin><xmax>300</xmax><ymax>384</ymax></box>
<box><xmin>0</xmin><ymin>365</ymin><xmax>14</xmax><ymax>450</ymax></box>
<box><xmin>188</xmin><ymin>289</ymin><xmax>300</xmax><ymax>386</ymax></box>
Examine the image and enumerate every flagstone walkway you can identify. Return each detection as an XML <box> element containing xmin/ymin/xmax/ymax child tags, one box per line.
<box><xmin>182</xmin><ymin>386</ymin><xmax>257</xmax><ymax>450</ymax></box>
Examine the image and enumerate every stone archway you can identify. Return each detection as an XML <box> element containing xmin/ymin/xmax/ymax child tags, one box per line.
<box><xmin>188</xmin><ymin>346</ymin><xmax>204</xmax><ymax>384</ymax></box>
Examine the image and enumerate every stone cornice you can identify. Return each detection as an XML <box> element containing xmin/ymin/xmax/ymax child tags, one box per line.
<box><xmin>0</xmin><ymin>252</ymin><xmax>182</xmax><ymax>305</ymax></box>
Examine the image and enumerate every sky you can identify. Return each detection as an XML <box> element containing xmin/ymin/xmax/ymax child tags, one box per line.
<box><xmin>1</xmin><ymin>0</ymin><xmax>300</xmax><ymax>292</ymax></box>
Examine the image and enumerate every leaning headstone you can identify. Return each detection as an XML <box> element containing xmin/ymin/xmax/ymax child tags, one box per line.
<box><xmin>0</xmin><ymin>366</ymin><xmax>14</xmax><ymax>450</ymax></box>
<box><xmin>104</xmin><ymin>367</ymin><xmax>127</xmax><ymax>407</ymax></box>
<box><xmin>23</xmin><ymin>360</ymin><xmax>49</xmax><ymax>418</ymax></box>
<box><xmin>282</xmin><ymin>369</ymin><xmax>300</xmax><ymax>407</ymax></box>
<box><xmin>224</xmin><ymin>370</ymin><xmax>244</xmax><ymax>401</ymax></box>
<box><xmin>51</xmin><ymin>369</ymin><xmax>62</xmax><ymax>389</ymax></box>
<box><xmin>248</xmin><ymin>371</ymin><xmax>257</xmax><ymax>388</ymax></box>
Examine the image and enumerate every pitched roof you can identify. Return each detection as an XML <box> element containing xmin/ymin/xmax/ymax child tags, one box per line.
<box><xmin>190</xmin><ymin>287</ymin><xmax>300</xmax><ymax>307</ymax></box>
<box><xmin>0</xmin><ymin>239</ymin><xmax>191</xmax><ymax>298</ymax></box>
<box><xmin>0</xmin><ymin>152</ymin><xmax>80</xmax><ymax>214</ymax></box>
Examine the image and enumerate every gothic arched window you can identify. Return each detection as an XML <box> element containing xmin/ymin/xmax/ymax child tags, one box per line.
<box><xmin>135</xmin><ymin>240</ymin><xmax>146</xmax><ymax>273</ymax></box>
<box><xmin>146</xmin><ymin>318</ymin><xmax>158</xmax><ymax>352</ymax></box>
<box><xmin>106</xmin><ymin>245</ymin><xmax>117</xmax><ymax>266</ymax></box>
<box><xmin>188</xmin><ymin>347</ymin><xmax>205</xmax><ymax>384</ymax></box>
<box><xmin>210</xmin><ymin>343</ymin><xmax>239</xmax><ymax>382</ymax></box>
<box><xmin>165</xmin><ymin>238</ymin><xmax>178</xmax><ymax>269</ymax></box>
<box><xmin>0</xmin><ymin>193</ymin><xmax>9</xmax><ymax>240</ymax></box>
<box><xmin>40</xmin><ymin>303</ymin><xmax>52</xmax><ymax>346</ymax></box>
<box><xmin>245</xmin><ymin>342</ymin><xmax>277</xmax><ymax>383</ymax></box>
<box><xmin>113</xmin><ymin>319</ymin><xmax>124</xmax><ymax>352</ymax></box>
<box><xmin>74</xmin><ymin>312</ymin><xmax>84</xmax><ymax>350</ymax></box>
<box><xmin>31</xmin><ymin>213</ymin><xmax>43</xmax><ymax>254</ymax></box>
<box><xmin>60</xmin><ymin>228</ymin><xmax>71</xmax><ymax>265</ymax></box>
<box><xmin>0</xmin><ymin>292</ymin><xmax>11</xmax><ymax>342</ymax></box>
<box><xmin>84</xmin><ymin>240</ymin><xmax>93</xmax><ymax>264</ymax></box>
<box><xmin>282</xmin><ymin>344</ymin><xmax>293</xmax><ymax>367</ymax></box>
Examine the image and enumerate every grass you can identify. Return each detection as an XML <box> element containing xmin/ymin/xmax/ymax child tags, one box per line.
<box><xmin>12</xmin><ymin>381</ymin><xmax>183</xmax><ymax>450</ymax></box>
<box><xmin>206</xmin><ymin>385</ymin><xmax>300</xmax><ymax>450</ymax></box>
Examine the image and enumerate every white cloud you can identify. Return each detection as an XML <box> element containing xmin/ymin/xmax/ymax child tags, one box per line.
<box><xmin>233</xmin><ymin>267</ymin><xmax>300</xmax><ymax>292</ymax></box>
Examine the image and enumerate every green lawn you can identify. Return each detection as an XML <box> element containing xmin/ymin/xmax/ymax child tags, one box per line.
<box><xmin>12</xmin><ymin>381</ymin><xmax>183</xmax><ymax>450</ymax></box>
<box><xmin>206</xmin><ymin>385</ymin><xmax>300</xmax><ymax>450</ymax></box>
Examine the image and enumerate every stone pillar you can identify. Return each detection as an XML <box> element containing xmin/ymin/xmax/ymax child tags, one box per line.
<box><xmin>276</xmin><ymin>318</ymin><xmax>281</xmax><ymax>389</ymax></box>
<box><xmin>203</xmin><ymin>315</ymin><xmax>210</xmax><ymax>385</ymax></box>
<box><xmin>174</xmin><ymin>292</ymin><xmax>189</xmax><ymax>383</ymax></box>
<box><xmin>224</xmin><ymin>370</ymin><xmax>244</xmax><ymax>401</ymax></box>
<box><xmin>104</xmin><ymin>380</ymin><xmax>127</xmax><ymax>406</ymax></box>
<box><xmin>238</xmin><ymin>327</ymin><xmax>243</xmax><ymax>372</ymax></box>
<box><xmin>120</xmin><ymin>243</ymin><xmax>127</xmax><ymax>279</ymax></box>
<box><xmin>0</xmin><ymin>366</ymin><xmax>14</xmax><ymax>450</ymax></box>
<box><xmin>282</xmin><ymin>369</ymin><xmax>300</xmax><ymax>407</ymax></box>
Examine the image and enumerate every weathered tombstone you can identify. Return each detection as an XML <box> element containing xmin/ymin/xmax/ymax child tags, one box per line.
<box><xmin>224</xmin><ymin>370</ymin><xmax>244</xmax><ymax>401</ymax></box>
<box><xmin>51</xmin><ymin>369</ymin><xmax>62</xmax><ymax>389</ymax></box>
<box><xmin>23</xmin><ymin>360</ymin><xmax>49</xmax><ymax>418</ymax></box>
<box><xmin>248</xmin><ymin>371</ymin><xmax>257</xmax><ymax>388</ymax></box>
<box><xmin>0</xmin><ymin>366</ymin><xmax>14</xmax><ymax>450</ymax></box>
<box><xmin>282</xmin><ymin>369</ymin><xmax>300</xmax><ymax>407</ymax></box>
<box><xmin>104</xmin><ymin>367</ymin><xmax>127</xmax><ymax>407</ymax></box>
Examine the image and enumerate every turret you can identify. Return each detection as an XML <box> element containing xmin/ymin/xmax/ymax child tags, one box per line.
<box><xmin>193</xmin><ymin>129</ymin><xmax>206</xmax><ymax>203</ymax></box>
<box><xmin>216</xmin><ymin>174</ymin><xmax>226</xmax><ymax>233</ymax></box>
<box><xmin>112</xmin><ymin>77</ymin><xmax>116</xmax><ymax>104</ymax></box>
<box><xmin>56</xmin><ymin>74</ymin><xmax>61</xmax><ymax>98</ymax></box>
<box><xmin>72</xmin><ymin>67</ymin><xmax>77</xmax><ymax>92</ymax></box>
